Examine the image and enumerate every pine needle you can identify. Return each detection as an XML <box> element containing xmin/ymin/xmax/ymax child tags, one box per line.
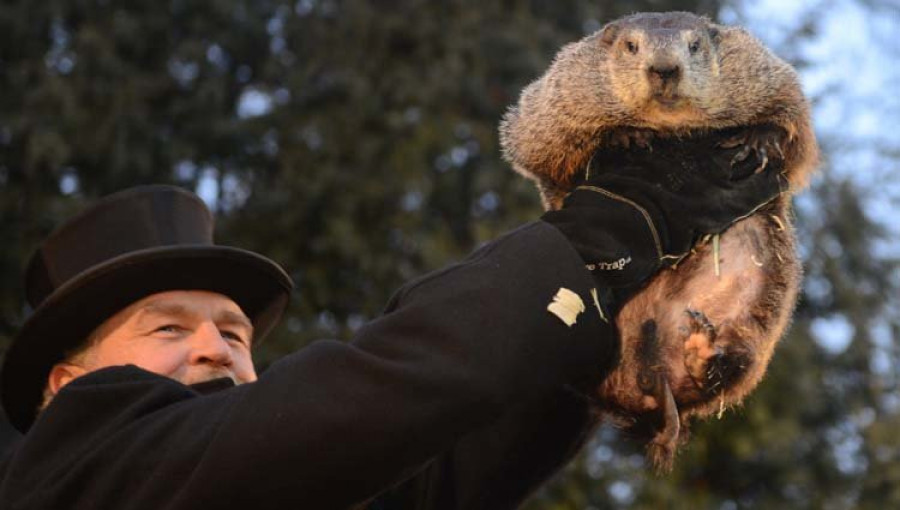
<box><xmin>770</xmin><ymin>214</ymin><xmax>785</xmax><ymax>231</ymax></box>
<box><xmin>713</xmin><ymin>234</ymin><xmax>721</xmax><ymax>277</ymax></box>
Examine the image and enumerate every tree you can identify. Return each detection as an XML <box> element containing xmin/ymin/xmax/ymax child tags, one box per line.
<box><xmin>2</xmin><ymin>1</ymin><xmax>898</xmax><ymax>509</ymax></box>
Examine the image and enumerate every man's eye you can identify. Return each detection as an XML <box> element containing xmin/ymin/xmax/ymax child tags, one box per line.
<box><xmin>155</xmin><ymin>325</ymin><xmax>181</xmax><ymax>334</ymax></box>
<box><xmin>222</xmin><ymin>331</ymin><xmax>247</xmax><ymax>344</ymax></box>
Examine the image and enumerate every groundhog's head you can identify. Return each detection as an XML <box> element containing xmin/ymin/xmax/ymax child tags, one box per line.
<box><xmin>595</xmin><ymin>11</ymin><xmax>723</xmax><ymax>127</ymax></box>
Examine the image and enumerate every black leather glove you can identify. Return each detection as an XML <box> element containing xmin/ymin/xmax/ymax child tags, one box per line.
<box><xmin>542</xmin><ymin>134</ymin><xmax>787</xmax><ymax>310</ymax></box>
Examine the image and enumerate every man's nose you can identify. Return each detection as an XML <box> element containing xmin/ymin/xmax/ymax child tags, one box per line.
<box><xmin>189</xmin><ymin>322</ymin><xmax>233</xmax><ymax>366</ymax></box>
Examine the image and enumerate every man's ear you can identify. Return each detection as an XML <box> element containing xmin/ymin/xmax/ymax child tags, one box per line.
<box><xmin>47</xmin><ymin>362</ymin><xmax>89</xmax><ymax>397</ymax></box>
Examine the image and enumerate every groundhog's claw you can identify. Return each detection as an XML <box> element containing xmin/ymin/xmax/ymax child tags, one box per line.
<box><xmin>720</xmin><ymin>125</ymin><xmax>787</xmax><ymax>174</ymax></box>
<box><xmin>729</xmin><ymin>144</ymin><xmax>752</xmax><ymax>164</ymax></box>
<box><xmin>752</xmin><ymin>149</ymin><xmax>769</xmax><ymax>175</ymax></box>
<box><xmin>728</xmin><ymin>143</ymin><xmax>768</xmax><ymax>174</ymax></box>
<box><xmin>687</xmin><ymin>309</ymin><xmax>717</xmax><ymax>339</ymax></box>
<box><xmin>684</xmin><ymin>310</ymin><xmax>722</xmax><ymax>383</ymax></box>
<box><xmin>716</xmin><ymin>135</ymin><xmax>743</xmax><ymax>150</ymax></box>
<box><xmin>606</xmin><ymin>128</ymin><xmax>655</xmax><ymax>150</ymax></box>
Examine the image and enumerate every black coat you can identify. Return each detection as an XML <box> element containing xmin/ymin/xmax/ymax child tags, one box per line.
<box><xmin>0</xmin><ymin>222</ymin><xmax>619</xmax><ymax>509</ymax></box>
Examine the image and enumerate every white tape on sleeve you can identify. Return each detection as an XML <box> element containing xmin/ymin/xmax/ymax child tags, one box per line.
<box><xmin>547</xmin><ymin>288</ymin><xmax>585</xmax><ymax>327</ymax></box>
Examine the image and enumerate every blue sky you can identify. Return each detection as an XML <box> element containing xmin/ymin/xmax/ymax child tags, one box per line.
<box><xmin>725</xmin><ymin>0</ymin><xmax>900</xmax><ymax>356</ymax></box>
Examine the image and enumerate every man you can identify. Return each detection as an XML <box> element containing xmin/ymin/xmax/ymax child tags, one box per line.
<box><xmin>0</xmin><ymin>138</ymin><xmax>784</xmax><ymax>509</ymax></box>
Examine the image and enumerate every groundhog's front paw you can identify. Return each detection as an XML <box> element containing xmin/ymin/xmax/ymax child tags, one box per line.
<box><xmin>718</xmin><ymin>125</ymin><xmax>787</xmax><ymax>177</ymax></box>
<box><xmin>605</xmin><ymin>128</ymin><xmax>655</xmax><ymax>150</ymax></box>
<box><xmin>538</xmin><ymin>181</ymin><xmax>571</xmax><ymax>211</ymax></box>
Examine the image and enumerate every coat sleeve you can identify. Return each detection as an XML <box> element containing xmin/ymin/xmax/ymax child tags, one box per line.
<box><xmin>368</xmin><ymin>385</ymin><xmax>602</xmax><ymax>510</ymax></box>
<box><xmin>6</xmin><ymin>222</ymin><xmax>619</xmax><ymax>510</ymax></box>
<box><xmin>193</xmin><ymin>222</ymin><xmax>619</xmax><ymax>509</ymax></box>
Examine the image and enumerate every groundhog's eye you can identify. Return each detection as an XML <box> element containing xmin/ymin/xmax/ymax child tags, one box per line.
<box><xmin>688</xmin><ymin>39</ymin><xmax>701</xmax><ymax>54</ymax></box>
<box><xmin>625</xmin><ymin>41</ymin><xmax>639</xmax><ymax>54</ymax></box>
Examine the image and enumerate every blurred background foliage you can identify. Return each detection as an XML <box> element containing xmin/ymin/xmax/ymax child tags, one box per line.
<box><xmin>1</xmin><ymin>0</ymin><xmax>899</xmax><ymax>508</ymax></box>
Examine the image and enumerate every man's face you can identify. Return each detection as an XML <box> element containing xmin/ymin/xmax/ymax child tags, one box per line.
<box><xmin>49</xmin><ymin>290</ymin><xmax>257</xmax><ymax>394</ymax></box>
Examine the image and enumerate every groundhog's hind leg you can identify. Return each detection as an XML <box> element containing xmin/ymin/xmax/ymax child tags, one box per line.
<box><xmin>683</xmin><ymin>309</ymin><xmax>721</xmax><ymax>385</ymax></box>
<box><xmin>681</xmin><ymin>309</ymin><xmax>754</xmax><ymax>400</ymax></box>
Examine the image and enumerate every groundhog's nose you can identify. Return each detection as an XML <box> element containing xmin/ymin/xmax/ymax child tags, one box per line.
<box><xmin>648</xmin><ymin>63</ymin><xmax>682</xmax><ymax>87</ymax></box>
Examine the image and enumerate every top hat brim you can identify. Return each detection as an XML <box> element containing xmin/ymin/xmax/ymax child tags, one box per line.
<box><xmin>1</xmin><ymin>244</ymin><xmax>293</xmax><ymax>433</ymax></box>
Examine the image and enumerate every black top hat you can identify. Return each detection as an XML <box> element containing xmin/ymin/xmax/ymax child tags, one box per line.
<box><xmin>1</xmin><ymin>185</ymin><xmax>293</xmax><ymax>433</ymax></box>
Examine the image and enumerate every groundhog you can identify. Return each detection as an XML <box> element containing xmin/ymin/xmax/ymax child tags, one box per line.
<box><xmin>500</xmin><ymin>11</ymin><xmax>820</xmax><ymax>471</ymax></box>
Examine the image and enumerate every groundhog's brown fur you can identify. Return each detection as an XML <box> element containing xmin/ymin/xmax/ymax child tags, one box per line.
<box><xmin>500</xmin><ymin>11</ymin><xmax>820</xmax><ymax>472</ymax></box>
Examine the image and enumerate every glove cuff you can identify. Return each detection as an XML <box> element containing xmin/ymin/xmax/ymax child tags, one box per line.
<box><xmin>574</xmin><ymin>185</ymin><xmax>664</xmax><ymax>261</ymax></box>
<box><xmin>541</xmin><ymin>187</ymin><xmax>666</xmax><ymax>293</ymax></box>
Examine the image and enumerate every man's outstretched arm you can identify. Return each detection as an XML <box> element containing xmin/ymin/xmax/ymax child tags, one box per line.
<box><xmin>13</xmin><ymin>221</ymin><xmax>612</xmax><ymax>510</ymax></box>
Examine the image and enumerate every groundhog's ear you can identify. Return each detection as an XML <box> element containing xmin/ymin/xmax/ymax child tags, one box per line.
<box><xmin>708</xmin><ymin>25</ymin><xmax>722</xmax><ymax>44</ymax></box>
<box><xmin>600</xmin><ymin>22</ymin><xmax>621</xmax><ymax>45</ymax></box>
